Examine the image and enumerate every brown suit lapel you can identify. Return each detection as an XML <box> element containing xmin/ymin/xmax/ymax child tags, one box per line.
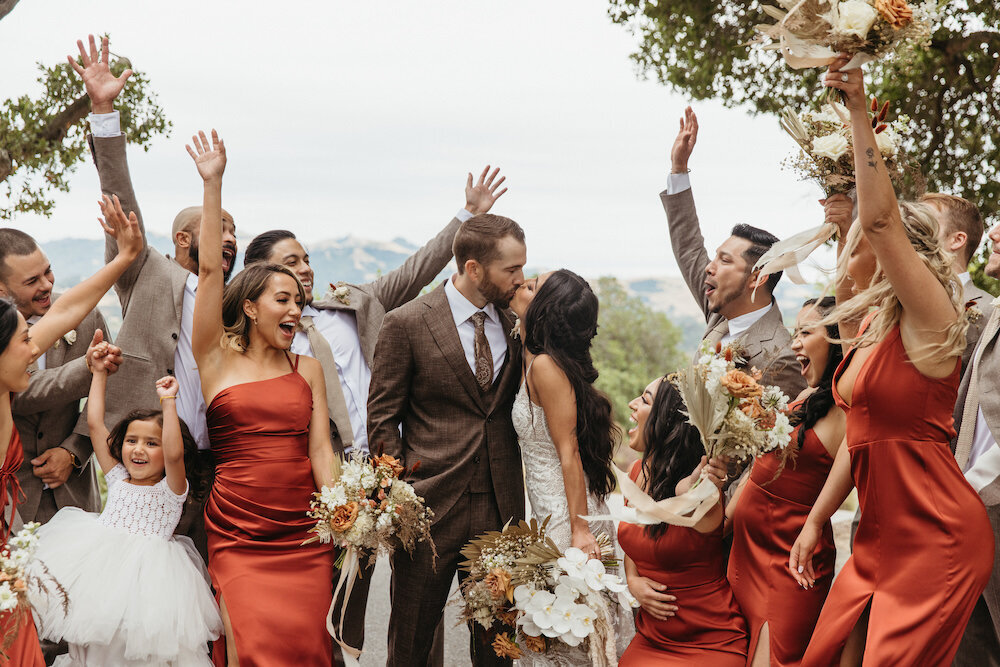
<box><xmin>422</xmin><ymin>284</ymin><xmax>488</xmax><ymax>412</ymax></box>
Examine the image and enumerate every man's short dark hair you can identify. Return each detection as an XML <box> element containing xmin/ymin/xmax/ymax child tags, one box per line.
<box><xmin>244</xmin><ymin>230</ymin><xmax>297</xmax><ymax>267</ymax></box>
<box><xmin>452</xmin><ymin>214</ymin><xmax>525</xmax><ymax>274</ymax></box>
<box><xmin>0</xmin><ymin>229</ymin><xmax>40</xmax><ymax>280</ymax></box>
<box><xmin>730</xmin><ymin>223</ymin><xmax>782</xmax><ymax>295</ymax></box>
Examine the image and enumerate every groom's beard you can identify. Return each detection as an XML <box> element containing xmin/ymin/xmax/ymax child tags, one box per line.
<box><xmin>188</xmin><ymin>242</ymin><xmax>236</xmax><ymax>283</ymax></box>
<box><xmin>480</xmin><ymin>276</ymin><xmax>516</xmax><ymax>310</ymax></box>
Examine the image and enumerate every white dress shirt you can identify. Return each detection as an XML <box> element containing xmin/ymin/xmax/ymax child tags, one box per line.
<box><xmin>26</xmin><ymin>315</ymin><xmax>47</xmax><ymax>370</ymax></box>
<box><xmin>290</xmin><ymin>305</ymin><xmax>371</xmax><ymax>454</ymax></box>
<box><xmin>174</xmin><ymin>273</ymin><xmax>210</xmax><ymax>450</ymax></box>
<box><xmin>444</xmin><ymin>276</ymin><xmax>507</xmax><ymax>382</ymax></box>
<box><xmin>665</xmin><ymin>172</ymin><xmax>692</xmax><ymax>196</ymax></box>
<box><xmin>89</xmin><ymin>111</ymin><xmax>122</xmax><ymax>138</ymax></box>
<box><xmin>721</xmin><ymin>303</ymin><xmax>773</xmax><ymax>347</ymax></box>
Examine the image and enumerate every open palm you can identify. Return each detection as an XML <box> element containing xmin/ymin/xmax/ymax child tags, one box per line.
<box><xmin>67</xmin><ymin>35</ymin><xmax>132</xmax><ymax>109</ymax></box>
<box><xmin>186</xmin><ymin>130</ymin><xmax>227</xmax><ymax>182</ymax></box>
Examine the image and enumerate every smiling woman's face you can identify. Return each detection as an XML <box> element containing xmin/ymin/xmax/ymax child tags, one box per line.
<box><xmin>626</xmin><ymin>378</ymin><xmax>661</xmax><ymax>453</ymax></box>
<box><xmin>790</xmin><ymin>305</ymin><xmax>831</xmax><ymax>389</ymax></box>
<box><xmin>509</xmin><ymin>271</ymin><xmax>552</xmax><ymax>319</ymax></box>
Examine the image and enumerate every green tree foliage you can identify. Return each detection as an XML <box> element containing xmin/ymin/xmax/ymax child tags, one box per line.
<box><xmin>1</xmin><ymin>46</ymin><xmax>170</xmax><ymax>220</ymax></box>
<box><xmin>591</xmin><ymin>276</ymin><xmax>686</xmax><ymax>427</ymax></box>
<box><xmin>608</xmin><ymin>1</ymin><xmax>1000</xmax><ymax>287</ymax></box>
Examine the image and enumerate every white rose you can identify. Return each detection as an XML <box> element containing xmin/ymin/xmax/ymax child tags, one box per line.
<box><xmin>836</xmin><ymin>0</ymin><xmax>878</xmax><ymax>38</ymax></box>
<box><xmin>812</xmin><ymin>133</ymin><xmax>850</xmax><ymax>161</ymax></box>
<box><xmin>875</xmin><ymin>127</ymin><xmax>898</xmax><ymax>157</ymax></box>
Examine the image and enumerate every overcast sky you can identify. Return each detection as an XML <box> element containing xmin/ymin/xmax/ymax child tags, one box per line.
<box><xmin>1</xmin><ymin>0</ymin><xmax>831</xmax><ymax>279</ymax></box>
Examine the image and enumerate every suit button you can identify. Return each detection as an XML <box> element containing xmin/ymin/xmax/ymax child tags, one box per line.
<box><xmin>473</xmin><ymin>455</ymin><xmax>481</xmax><ymax>464</ymax></box>
<box><xmin>486</xmin><ymin>417</ymin><xmax>493</xmax><ymax>424</ymax></box>
<box><xmin>37</xmin><ymin>432</ymin><xmax>43</xmax><ymax>440</ymax></box>
<box><xmin>171</xmin><ymin>333</ymin><xmax>178</xmax><ymax>340</ymax></box>
<box><xmin>167</xmin><ymin>368</ymin><xmax>174</xmax><ymax>375</ymax></box>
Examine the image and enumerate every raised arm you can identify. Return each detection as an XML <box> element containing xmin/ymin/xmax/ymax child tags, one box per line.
<box><xmin>85</xmin><ymin>334</ymin><xmax>116</xmax><ymax>474</ymax></box>
<box><xmin>29</xmin><ymin>196</ymin><xmax>141</xmax><ymax>354</ymax></box>
<box><xmin>659</xmin><ymin>107</ymin><xmax>712</xmax><ymax>317</ymax></box>
<box><xmin>369</xmin><ymin>166</ymin><xmax>508</xmax><ymax>311</ymax></box>
<box><xmin>825</xmin><ymin>59</ymin><xmax>960</xmax><ymax>372</ymax></box>
<box><xmin>366</xmin><ymin>311</ymin><xmax>414</xmax><ymax>460</ymax></box>
<box><xmin>70</xmin><ymin>34</ymin><xmax>150</xmax><ymax>300</ymax></box>
<box><xmin>187</xmin><ymin>130</ymin><xmax>227</xmax><ymax>377</ymax></box>
<box><xmin>530</xmin><ymin>355</ymin><xmax>600</xmax><ymax>559</ymax></box>
<box><xmin>824</xmin><ymin>194</ymin><xmax>863</xmax><ymax>344</ymax></box>
<box><xmin>155</xmin><ymin>376</ymin><xmax>187</xmax><ymax>496</ymax></box>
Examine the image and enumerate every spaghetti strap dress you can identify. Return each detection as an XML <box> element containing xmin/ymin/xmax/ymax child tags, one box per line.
<box><xmin>802</xmin><ymin>325</ymin><xmax>993</xmax><ymax>665</ymax></box>
<box><xmin>728</xmin><ymin>423</ymin><xmax>835</xmax><ymax>665</ymax></box>
<box><xmin>204</xmin><ymin>354</ymin><xmax>334</xmax><ymax>665</ymax></box>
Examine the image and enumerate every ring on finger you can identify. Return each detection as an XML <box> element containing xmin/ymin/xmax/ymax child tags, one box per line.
<box><xmin>841</xmin><ymin>73</ymin><xmax>849</xmax><ymax>82</ymax></box>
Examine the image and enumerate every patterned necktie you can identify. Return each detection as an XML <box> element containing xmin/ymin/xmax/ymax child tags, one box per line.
<box><xmin>299</xmin><ymin>315</ymin><xmax>355</xmax><ymax>450</ymax></box>
<box><xmin>955</xmin><ymin>306</ymin><xmax>1000</xmax><ymax>469</ymax></box>
<box><xmin>470</xmin><ymin>311</ymin><xmax>493</xmax><ymax>391</ymax></box>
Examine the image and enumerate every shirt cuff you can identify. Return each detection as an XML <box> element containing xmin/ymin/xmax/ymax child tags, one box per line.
<box><xmin>665</xmin><ymin>172</ymin><xmax>691</xmax><ymax>196</ymax></box>
<box><xmin>88</xmin><ymin>111</ymin><xmax>122</xmax><ymax>138</ymax></box>
<box><xmin>457</xmin><ymin>208</ymin><xmax>475</xmax><ymax>222</ymax></box>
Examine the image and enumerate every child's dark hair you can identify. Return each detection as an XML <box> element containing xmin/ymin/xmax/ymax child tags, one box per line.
<box><xmin>107</xmin><ymin>409</ymin><xmax>211</xmax><ymax>502</ymax></box>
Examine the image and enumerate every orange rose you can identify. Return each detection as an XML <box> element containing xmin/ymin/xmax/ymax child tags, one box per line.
<box><xmin>720</xmin><ymin>370</ymin><xmax>763</xmax><ymax>399</ymax></box>
<box><xmin>330</xmin><ymin>502</ymin><xmax>360</xmax><ymax>532</ymax></box>
<box><xmin>373</xmin><ymin>453</ymin><xmax>406</xmax><ymax>476</ymax></box>
<box><xmin>523</xmin><ymin>634</ymin><xmax>546</xmax><ymax>653</ymax></box>
<box><xmin>484</xmin><ymin>568</ymin><xmax>512</xmax><ymax>600</ymax></box>
<box><xmin>740</xmin><ymin>398</ymin><xmax>765</xmax><ymax>421</ymax></box>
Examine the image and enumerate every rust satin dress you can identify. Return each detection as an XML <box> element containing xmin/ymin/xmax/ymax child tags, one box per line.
<box><xmin>802</xmin><ymin>326</ymin><xmax>993</xmax><ymax>665</ymax></box>
<box><xmin>728</xmin><ymin>424</ymin><xmax>836</xmax><ymax>665</ymax></box>
<box><xmin>0</xmin><ymin>428</ymin><xmax>44</xmax><ymax>667</ymax></box>
<box><xmin>205</xmin><ymin>359</ymin><xmax>333</xmax><ymax>666</ymax></box>
<box><xmin>618</xmin><ymin>462</ymin><xmax>747</xmax><ymax>665</ymax></box>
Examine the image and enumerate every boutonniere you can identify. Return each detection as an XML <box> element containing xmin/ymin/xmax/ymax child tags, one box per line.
<box><xmin>328</xmin><ymin>282</ymin><xmax>351</xmax><ymax>306</ymax></box>
<box><xmin>53</xmin><ymin>330</ymin><xmax>77</xmax><ymax>349</ymax></box>
<box><xmin>965</xmin><ymin>299</ymin><xmax>984</xmax><ymax>323</ymax></box>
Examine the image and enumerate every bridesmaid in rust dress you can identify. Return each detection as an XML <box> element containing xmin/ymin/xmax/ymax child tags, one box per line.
<box><xmin>618</xmin><ymin>377</ymin><xmax>746</xmax><ymax>666</ymax></box>
<box><xmin>187</xmin><ymin>131</ymin><xmax>338</xmax><ymax>665</ymax></box>
<box><xmin>0</xmin><ymin>194</ymin><xmax>143</xmax><ymax>665</ymax></box>
<box><xmin>727</xmin><ymin>297</ymin><xmax>845</xmax><ymax>666</ymax></box>
<box><xmin>789</xmin><ymin>59</ymin><xmax>993</xmax><ymax>665</ymax></box>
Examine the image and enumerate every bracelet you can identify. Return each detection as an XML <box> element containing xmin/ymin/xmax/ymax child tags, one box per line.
<box><xmin>670</xmin><ymin>168</ymin><xmax>691</xmax><ymax>174</ymax></box>
<box><xmin>159</xmin><ymin>396</ymin><xmax>177</xmax><ymax>404</ymax></box>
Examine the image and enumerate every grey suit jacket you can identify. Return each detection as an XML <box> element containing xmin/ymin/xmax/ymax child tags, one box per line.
<box><xmin>13</xmin><ymin>296</ymin><xmax>103</xmax><ymax>521</ymax></box>
<box><xmin>963</xmin><ymin>281</ymin><xmax>995</xmax><ymax>375</ymax></box>
<box><xmin>660</xmin><ymin>187</ymin><xmax>806</xmax><ymax>399</ymax></box>
<box><xmin>310</xmin><ymin>216</ymin><xmax>463</xmax><ymax>453</ymax></box>
<box><xmin>78</xmin><ymin>134</ymin><xmax>189</xmax><ymax>438</ymax></box>
<box><xmin>367</xmin><ymin>282</ymin><xmax>525</xmax><ymax>529</ymax></box>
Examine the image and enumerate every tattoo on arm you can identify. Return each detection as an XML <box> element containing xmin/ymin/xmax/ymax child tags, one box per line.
<box><xmin>866</xmin><ymin>147</ymin><xmax>877</xmax><ymax>169</ymax></box>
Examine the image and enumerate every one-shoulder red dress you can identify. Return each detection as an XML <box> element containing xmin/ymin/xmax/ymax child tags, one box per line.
<box><xmin>205</xmin><ymin>356</ymin><xmax>333</xmax><ymax>666</ymax></box>
<box><xmin>802</xmin><ymin>326</ymin><xmax>993</xmax><ymax>665</ymax></box>
<box><xmin>0</xmin><ymin>428</ymin><xmax>44</xmax><ymax>666</ymax></box>
<box><xmin>728</xmin><ymin>425</ymin><xmax>836</xmax><ymax>665</ymax></box>
<box><xmin>618</xmin><ymin>462</ymin><xmax>747</xmax><ymax>665</ymax></box>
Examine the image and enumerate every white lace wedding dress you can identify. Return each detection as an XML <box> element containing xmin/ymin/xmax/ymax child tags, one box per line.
<box><xmin>512</xmin><ymin>381</ymin><xmax>634</xmax><ymax>666</ymax></box>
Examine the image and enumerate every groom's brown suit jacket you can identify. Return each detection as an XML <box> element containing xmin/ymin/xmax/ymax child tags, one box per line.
<box><xmin>661</xmin><ymin>187</ymin><xmax>806</xmax><ymax>400</ymax></box>
<box><xmin>367</xmin><ymin>282</ymin><xmax>524</xmax><ymax>526</ymax></box>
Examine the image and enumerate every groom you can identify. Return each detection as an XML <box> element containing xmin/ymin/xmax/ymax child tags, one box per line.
<box><xmin>368</xmin><ymin>214</ymin><xmax>527</xmax><ymax>666</ymax></box>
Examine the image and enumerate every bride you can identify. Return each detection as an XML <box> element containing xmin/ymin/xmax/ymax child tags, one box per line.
<box><xmin>509</xmin><ymin>269</ymin><xmax>633</xmax><ymax>664</ymax></box>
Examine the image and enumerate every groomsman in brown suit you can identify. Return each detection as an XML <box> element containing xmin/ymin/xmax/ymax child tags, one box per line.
<box><xmin>0</xmin><ymin>230</ymin><xmax>105</xmax><ymax>523</ymax></box>
<box><xmin>69</xmin><ymin>35</ymin><xmax>235</xmax><ymax>559</ymax></box>
<box><xmin>923</xmin><ymin>192</ymin><xmax>994</xmax><ymax>373</ymax></box>
<box><xmin>660</xmin><ymin>106</ymin><xmax>805</xmax><ymax>401</ymax></box>
<box><xmin>368</xmin><ymin>214</ymin><xmax>527</xmax><ymax>667</ymax></box>
<box><xmin>241</xmin><ymin>167</ymin><xmax>508</xmax><ymax>664</ymax></box>
<box><xmin>952</xmin><ymin>217</ymin><xmax>1000</xmax><ymax>666</ymax></box>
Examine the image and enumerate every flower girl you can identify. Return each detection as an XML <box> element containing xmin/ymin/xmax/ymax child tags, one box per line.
<box><xmin>29</xmin><ymin>334</ymin><xmax>222</xmax><ymax>665</ymax></box>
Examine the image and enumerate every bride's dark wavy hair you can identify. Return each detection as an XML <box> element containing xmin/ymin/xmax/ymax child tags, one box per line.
<box><xmin>640</xmin><ymin>378</ymin><xmax>704</xmax><ymax>539</ymax></box>
<box><xmin>523</xmin><ymin>269</ymin><xmax>618</xmax><ymax>499</ymax></box>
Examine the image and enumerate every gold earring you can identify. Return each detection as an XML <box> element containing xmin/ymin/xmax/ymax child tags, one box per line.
<box><xmin>251</xmin><ymin>315</ymin><xmax>258</xmax><ymax>326</ymax></box>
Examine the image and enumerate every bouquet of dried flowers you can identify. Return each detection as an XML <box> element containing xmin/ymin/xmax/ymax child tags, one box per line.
<box><xmin>457</xmin><ymin>517</ymin><xmax>637</xmax><ymax>666</ymax></box>
<box><xmin>755</xmin><ymin>0</ymin><xmax>937</xmax><ymax>70</ymax></box>
<box><xmin>2</xmin><ymin>523</ymin><xmax>66</xmax><ymax>656</ymax></box>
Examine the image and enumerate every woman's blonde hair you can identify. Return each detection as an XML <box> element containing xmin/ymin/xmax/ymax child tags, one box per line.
<box><xmin>221</xmin><ymin>263</ymin><xmax>306</xmax><ymax>352</ymax></box>
<box><xmin>818</xmin><ymin>201</ymin><xmax>967</xmax><ymax>363</ymax></box>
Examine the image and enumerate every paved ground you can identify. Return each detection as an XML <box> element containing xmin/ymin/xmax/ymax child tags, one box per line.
<box><xmin>356</xmin><ymin>498</ymin><xmax>857</xmax><ymax>666</ymax></box>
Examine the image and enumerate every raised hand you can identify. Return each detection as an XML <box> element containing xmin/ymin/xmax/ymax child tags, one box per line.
<box><xmin>186</xmin><ymin>129</ymin><xmax>227</xmax><ymax>183</ymax></box>
<box><xmin>155</xmin><ymin>375</ymin><xmax>179</xmax><ymax>399</ymax></box>
<box><xmin>670</xmin><ymin>106</ymin><xmax>698</xmax><ymax>173</ymax></box>
<box><xmin>823</xmin><ymin>193</ymin><xmax>855</xmax><ymax>239</ymax></box>
<box><xmin>465</xmin><ymin>165</ymin><xmax>508</xmax><ymax>216</ymax></box>
<box><xmin>67</xmin><ymin>34</ymin><xmax>133</xmax><ymax>115</ymax></box>
<box><xmin>86</xmin><ymin>329</ymin><xmax>112</xmax><ymax>375</ymax></box>
<box><xmin>98</xmin><ymin>194</ymin><xmax>142</xmax><ymax>262</ymax></box>
<box><xmin>823</xmin><ymin>54</ymin><xmax>867</xmax><ymax>113</ymax></box>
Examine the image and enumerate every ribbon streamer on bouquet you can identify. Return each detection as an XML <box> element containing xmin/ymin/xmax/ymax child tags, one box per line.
<box><xmin>327</xmin><ymin>547</ymin><xmax>362</xmax><ymax>666</ymax></box>
<box><xmin>759</xmin><ymin>0</ymin><xmax>878</xmax><ymax>70</ymax></box>
<box><xmin>582</xmin><ymin>465</ymin><xmax>718</xmax><ymax>529</ymax></box>
<box><xmin>751</xmin><ymin>221</ymin><xmax>838</xmax><ymax>300</ymax></box>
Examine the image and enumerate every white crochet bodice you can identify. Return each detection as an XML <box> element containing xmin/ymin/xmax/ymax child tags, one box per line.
<box><xmin>97</xmin><ymin>464</ymin><xmax>188</xmax><ymax>539</ymax></box>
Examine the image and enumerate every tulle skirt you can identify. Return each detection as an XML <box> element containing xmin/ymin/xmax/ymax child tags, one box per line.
<box><xmin>28</xmin><ymin>508</ymin><xmax>222</xmax><ymax>666</ymax></box>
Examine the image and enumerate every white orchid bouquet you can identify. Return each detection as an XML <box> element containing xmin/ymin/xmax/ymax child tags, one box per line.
<box><xmin>457</xmin><ymin>517</ymin><xmax>637</xmax><ymax>665</ymax></box>
<box><xmin>1</xmin><ymin>523</ymin><xmax>66</xmax><ymax>654</ymax></box>
<box><xmin>756</xmin><ymin>0</ymin><xmax>937</xmax><ymax>70</ymax></box>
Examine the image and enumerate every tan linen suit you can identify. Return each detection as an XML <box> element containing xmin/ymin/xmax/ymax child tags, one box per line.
<box><xmin>953</xmin><ymin>304</ymin><xmax>1000</xmax><ymax>667</ymax></box>
<box><xmin>12</xmin><ymin>296</ymin><xmax>104</xmax><ymax>523</ymax></box>
<box><xmin>963</xmin><ymin>281</ymin><xmax>995</xmax><ymax>375</ymax></box>
<box><xmin>368</xmin><ymin>282</ymin><xmax>524</xmax><ymax>667</ymax></box>
<box><xmin>660</xmin><ymin>187</ymin><xmax>806</xmax><ymax>400</ymax></box>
